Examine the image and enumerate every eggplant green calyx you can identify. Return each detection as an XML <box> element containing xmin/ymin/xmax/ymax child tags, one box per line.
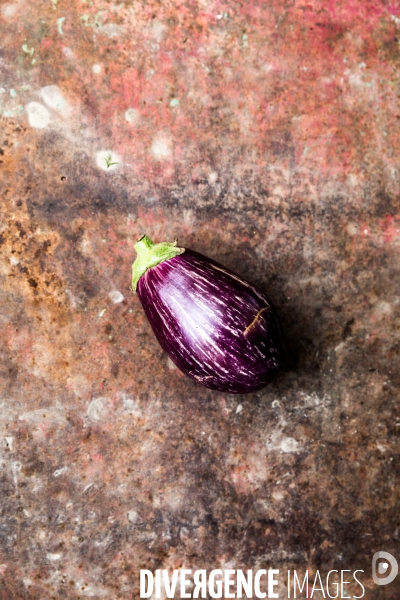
<box><xmin>131</xmin><ymin>234</ymin><xmax>185</xmax><ymax>291</ymax></box>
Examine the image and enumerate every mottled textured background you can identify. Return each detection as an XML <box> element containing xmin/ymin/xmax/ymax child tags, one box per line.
<box><xmin>0</xmin><ymin>0</ymin><xmax>400</xmax><ymax>597</ymax></box>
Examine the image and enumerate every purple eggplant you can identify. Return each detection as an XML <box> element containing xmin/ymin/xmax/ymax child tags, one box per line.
<box><xmin>131</xmin><ymin>235</ymin><xmax>285</xmax><ymax>394</ymax></box>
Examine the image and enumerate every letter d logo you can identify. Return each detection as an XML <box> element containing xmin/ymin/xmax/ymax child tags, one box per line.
<box><xmin>372</xmin><ymin>551</ymin><xmax>398</xmax><ymax>585</ymax></box>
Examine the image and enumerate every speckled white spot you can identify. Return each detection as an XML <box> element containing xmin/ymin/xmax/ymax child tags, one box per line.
<box><xmin>9</xmin><ymin>256</ymin><xmax>19</xmax><ymax>266</ymax></box>
<box><xmin>83</xmin><ymin>483</ymin><xmax>94</xmax><ymax>494</ymax></box>
<box><xmin>102</xmin><ymin>23</ymin><xmax>124</xmax><ymax>38</ymax></box>
<box><xmin>151</xmin><ymin>20</ymin><xmax>166</xmax><ymax>42</ymax></box>
<box><xmin>151</xmin><ymin>134</ymin><xmax>172</xmax><ymax>160</ymax></box>
<box><xmin>119</xmin><ymin>393</ymin><xmax>141</xmax><ymax>417</ymax></box>
<box><xmin>53</xmin><ymin>466</ymin><xmax>68</xmax><ymax>477</ymax></box>
<box><xmin>346</xmin><ymin>70</ymin><xmax>365</xmax><ymax>89</ymax></box>
<box><xmin>272</xmin><ymin>490</ymin><xmax>285</xmax><ymax>501</ymax></box>
<box><xmin>40</xmin><ymin>85</ymin><xmax>66</xmax><ymax>111</ymax></box>
<box><xmin>167</xmin><ymin>357</ymin><xmax>177</xmax><ymax>370</ymax></box>
<box><xmin>127</xmin><ymin>510</ymin><xmax>139</xmax><ymax>523</ymax></box>
<box><xmin>374</xmin><ymin>301</ymin><xmax>392</xmax><ymax>319</ymax></box>
<box><xmin>5</xmin><ymin>437</ymin><xmax>14</xmax><ymax>450</ymax></box>
<box><xmin>346</xmin><ymin>222</ymin><xmax>358</xmax><ymax>236</ymax></box>
<box><xmin>1</xmin><ymin>3</ymin><xmax>18</xmax><ymax>18</ymax></box>
<box><xmin>96</xmin><ymin>150</ymin><xmax>122</xmax><ymax>171</ymax></box>
<box><xmin>391</xmin><ymin>14</ymin><xmax>400</xmax><ymax>27</ymax></box>
<box><xmin>46</xmin><ymin>553</ymin><xmax>62</xmax><ymax>561</ymax></box>
<box><xmin>92</xmin><ymin>63</ymin><xmax>102</xmax><ymax>74</ymax></box>
<box><xmin>26</xmin><ymin>102</ymin><xmax>51</xmax><ymax>128</ymax></box>
<box><xmin>119</xmin><ymin>393</ymin><xmax>141</xmax><ymax>419</ymax></box>
<box><xmin>18</xmin><ymin>408</ymin><xmax>67</xmax><ymax>425</ymax></box>
<box><xmin>109</xmin><ymin>290</ymin><xmax>124</xmax><ymax>303</ymax></box>
<box><xmin>334</xmin><ymin>341</ymin><xmax>346</xmax><ymax>353</ymax></box>
<box><xmin>62</xmin><ymin>47</ymin><xmax>75</xmax><ymax>60</ymax></box>
<box><xmin>348</xmin><ymin>173</ymin><xmax>359</xmax><ymax>187</ymax></box>
<box><xmin>11</xmin><ymin>462</ymin><xmax>21</xmax><ymax>488</ymax></box>
<box><xmin>125</xmin><ymin>108</ymin><xmax>140</xmax><ymax>124</ymax></box>
<box><xmin>65</xmin><ymin>288</ymin><xmax>81</xmax><ymax>309</ymax></box>
<box><xmin>87</xmin><ymin>397</ymin><xmax>111</xmax><ymax>421</ymax></box>
<box><xmin>162</xmin><ymin>489</ymin><xmax>183</xmax><ymax>511</ymax></box>
<box><xmin>280</xmin><ymin>437</ymin><xmax>301</xmax><ymax>453</ymax></box>
<box><xmin>80</xmin><ymin>234</ymin><xmax>92</xmax><ymax>257</ymax></box>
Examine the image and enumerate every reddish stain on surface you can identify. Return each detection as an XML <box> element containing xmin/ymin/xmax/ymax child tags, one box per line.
<box><xmin>2</xmin><ymin>0</ymin><xmax>397</xmax><ymax>187</ymax></box>
<box><xmin>381</xmin><ymin>214</ymin><xmax>400</xmax><ymax>243</ymax></box>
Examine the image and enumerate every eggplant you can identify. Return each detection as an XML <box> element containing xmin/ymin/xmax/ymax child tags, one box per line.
<box><xmin>132</xmin><ymin>235</ymin><xmax>285</xmax><ymax>394</ymax></box>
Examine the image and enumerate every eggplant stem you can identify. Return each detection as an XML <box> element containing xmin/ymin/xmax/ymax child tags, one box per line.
<box><xmin>131</xmin><ymin>234</ymin><xmax>185</xmax><ymax>291</ymax></box>
<box><xmin>243</xmin><ymin>307</ymin><xmax>269</xmax><ymax>337</ymax></box>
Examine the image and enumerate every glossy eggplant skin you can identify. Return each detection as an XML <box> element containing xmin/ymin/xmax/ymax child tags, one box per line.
<box><xmin>136</xmin><ymin>248</ymin><xmax>285</xmax><ymax>394</ymax></box>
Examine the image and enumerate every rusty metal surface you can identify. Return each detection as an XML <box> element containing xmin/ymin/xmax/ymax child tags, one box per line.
<box><xmin>0</xmin><ymin>0</ymin><xmax>400</xmax><ymax>597</ymax></box>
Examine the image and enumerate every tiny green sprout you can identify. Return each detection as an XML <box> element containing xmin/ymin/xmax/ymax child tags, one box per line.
<box><xmin>22</xmin><ymin>44</ymin><xmax>35</xmax><ymax>57</ymax></box>
<box><xmin>104</xmin><ymin>153</ymin><xmax>120</xmax><ymax>169</ymax></box>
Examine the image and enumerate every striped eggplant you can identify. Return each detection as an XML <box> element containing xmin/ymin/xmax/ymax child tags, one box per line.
<box><xmin>132</xmin><ymin>235</ymin><xmax>285</xmax><ymax>394</ymax></box>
